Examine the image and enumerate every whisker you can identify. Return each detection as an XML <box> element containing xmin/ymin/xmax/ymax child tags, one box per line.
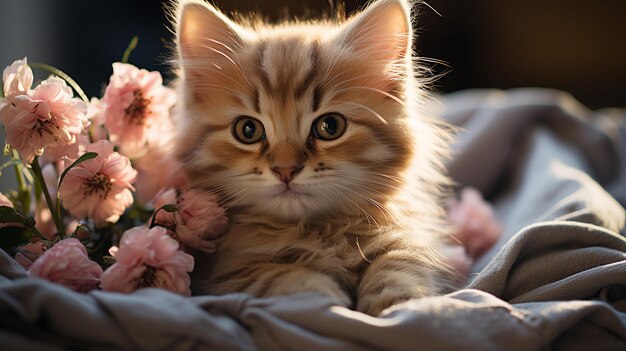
<box><xmin>186</xmin><ymin>63</ymin><xmax>249</xmax><ymax>91</ymax></box>
<box><xmin>333</xmin><ymin>182</ymin><xmax>393</xmax><ymax>223</ymax></box>
<box><xmin>330</xmin><ymin>86</ymin><xmax>406</xmax><ymax>107</ymax></box>
<box><xmin>204</xmin><ymin>37</ymin><xmax>236</xmax><ymax>54</ymax></box>
<box><xmin>316</xmin><ymin>185</ymin><xmax>353</xmax><ymax>220</ymax></box>
<box><xmin>422</xmin><ymin>1</ymin><xmax>443</xmax><ymax>18</ymax></box>
<box><xmin>333</xmin><ymin>176</ymin><xmax>409</xmax><ymax>222</ymax></box>
<box><xmin>359</xmin><ymin>171</ymin><xmax>405</xmax><ymax>183</ymax></box>
<box><xmin>319</xmin><ymin>50</ymin><xmax>345</xmax><ymax>87</ymax></box>
<box><xmin>335</xmin><ymin>174</ymin><xmax>404</xmax><ymax>193</ymax></box>
<box><xmin>185</xmin><ymin>83</ymin><xmax>242</xmax><ymax>96</ymax></box>
<box><xmin>341</xmin><ymin>101</ymin><xmax>387</xmax><ymax>124</ymax></box>
<box><xmin>325</xmin><ymin>71</ymin><xmax>379</xmax><ymax>92</ymax></box>
<box><xmin>333</xmin><ymin>183</ymin><xmax>381</xmax><ymax>229</ymax></box>
<box><xmin>416</xmin><ymin>56</ymin><xmax>450</xmax><ymax>67</ymax></box>
<box><xmin>186</xmin><ymin>173</ymin><xmax>248</xmax><ymax>188</ymax></box>
<box><xmin>198</xmin><ymin>43</ymin><xmax>251</xmax><ymax>89</ymax></box>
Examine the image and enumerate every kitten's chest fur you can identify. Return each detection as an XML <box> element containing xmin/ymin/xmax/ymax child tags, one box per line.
<box><xmin>190</xmin><ymin>215</ymin><xmax>401</xmax><ymax>297</ymax></box>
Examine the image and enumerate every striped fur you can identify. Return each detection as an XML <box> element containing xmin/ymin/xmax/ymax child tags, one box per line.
<box><xmin>171</xmin><ymin>0</ymin><xmax>454</xmax><ymax>315</ymax></box>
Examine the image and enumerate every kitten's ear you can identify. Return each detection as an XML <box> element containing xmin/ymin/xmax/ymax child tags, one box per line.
<box><xmin>336</xmin><ymin>0</ymin><xmax>412</xmax><ymax>63</ymax></box>
<box><xmin>176</xmin><ymin>0</ymin><xmax>243</xmax><ymax>62</ymax></box>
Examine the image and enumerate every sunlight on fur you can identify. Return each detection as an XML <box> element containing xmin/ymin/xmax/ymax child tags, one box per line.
<box><xmin>170</xmin><ymin>0</ymin><xmax>454</xmax><ymax>316</ymax></box>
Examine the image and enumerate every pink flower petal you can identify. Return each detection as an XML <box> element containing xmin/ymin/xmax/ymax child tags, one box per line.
<box><xmin>102</xmin><ymin>63</ymin><xmax>176</xmax><ymax>158</ymax></box>
<box><xmin>59</xmin><ymin>140</ymin><xmax>137</xmax><ymax>227</ymax></box>
<box><xmin>28</xmin><ymin>238</ymin><xmax>102</xmax><ymax>293</ymax></box>
<box><xmin>0</xmin><ymin>75</ymin><xmax>88</xmax><ymax>164</ymax></box>
<box><xmin>2</xmin><ymin>57</ymin><xmax>33</xmax><ymax>97</ymax></box>
<box><xmin>151</xmin><ymin>188</ymin><xmax>227</xmax><ymax>253</ymax></box>
<box><xmin>100</xmin><ymin>226</ymin><xmax>194</xmax><ymax>296</ymax></box>
<box><xmin>447</xmin><ymin>187</ymin><xmax>503</xmax><ymax>259</ymax></box>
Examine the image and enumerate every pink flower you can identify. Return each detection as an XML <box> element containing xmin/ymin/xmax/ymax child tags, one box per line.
<box><xmin>35</xmin><ymin>201</ymin><xmax>57</xmax><ymax>239</ymax></box>
<box><xmin>34</xmin><ymin>199</ymin><xmax>77</xmax><ymax>240</ymax></box>
<box><xmin>447</xmin><ymin>187</ymin><xmax>503</xmax><ymax>259</ymax></box>
<box><xmin>2</xmin><ymin>57</ymin><xmax>33</xmax><ymax>97</ymax></box>
<box><xmin>14</xmin><ymin>240</ymin><xmax>47</xmax><ymax>270</ymax></box>
<box><xmin>133</xmin><ymin>145</ymin><xmax>186</xmax><ymax>204</ymax></box>
<box><xmin>153</xmin><ymin>188</ymin><xmax>178</xmax><ymax>227</ymax></box>
<box><xmin>86</xmin><ymin>97</ymin><xmax>108</xmax><ymax>142</ymax></box>
<box><xmin>59</xmin><ymin>140</ymin><xmax>137</xmax><ymax>227</ymax></box>
<box><xmin>153</xmin><ymin>188</ymin><xmax>227</xmax><ymax>253</ymax></box>
<box><xmin>28</xmin><ymin>238</ymin><xmax>103</xmax><ymax>293</ymax></box>
<box><xmin>0</xmin><ymin>76</ymin><xmax>88</xmax><ymax>164</ymax></box>
<box><xmin>41</xmin><ymin>133</ymin><xmax>90</xmax><ymax>165</ymax></box>
<box><xmin>178</xmin><ymin>189</ymin><xmax>227</xmax><ymax>238</ymax></box>
<box><xmin>100</xmin><ymin>226</ymin><xmax>194</xmax><ymax>295</ymax></box>
<box><xmin>102</xmin><ymin>63</ymin><xmax>176</xmax><ymax>157</ymax></box>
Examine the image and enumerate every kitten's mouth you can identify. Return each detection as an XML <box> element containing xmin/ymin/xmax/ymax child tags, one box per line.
<box><xmin>274</xmin><ymin>185</ymin><xmax>307</xmax><ymax>198</ymax></box>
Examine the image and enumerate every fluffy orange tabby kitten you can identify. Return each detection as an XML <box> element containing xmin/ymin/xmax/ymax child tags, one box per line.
<box><xmin>172</xmin><ymin>0</ymin><xmax>452</xmax><ymax>315</ymax></box>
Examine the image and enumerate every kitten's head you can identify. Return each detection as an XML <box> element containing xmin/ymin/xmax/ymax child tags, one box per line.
<box><xmin>172</xmin><ymin>0</ymin><xmax>446</xmax><ymax>222</ymax></box>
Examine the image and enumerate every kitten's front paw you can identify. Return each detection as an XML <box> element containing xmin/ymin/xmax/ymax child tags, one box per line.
<box><xmin>262</xmin><ymin>268</ymin><xmax>352</xmax><ymax>308</ymax></box>
<box><xmin>356</xmin><ymin>288</ymin><xmax>418</xmax><ymax>316</ymax></box>
<box><xmin>357</xmin><ymin>263</ymin><xmax>438</xmax><ymax>316</ymax></box>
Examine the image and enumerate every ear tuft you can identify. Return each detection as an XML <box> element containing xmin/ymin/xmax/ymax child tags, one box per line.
<box><xmin>176</xmin><ymin>0</ymin><xmax>243</xmax><ymax>61</ymax></box>
<box><xmin>336</xmin><ymin>0</ymin><xmax>412</xmax><ymax>63</ymax></box>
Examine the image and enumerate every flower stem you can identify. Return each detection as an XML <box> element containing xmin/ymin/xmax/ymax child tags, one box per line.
<box><xmin>121</xmin><ymin>36</ymin><xmax>139</xmax><ymax>64</ymax></box>
<box><xmin>11</xmin><ymin>150</ymin><xmax>30</xmax><ymax>214</ymax></box>
<box><xmin>150</xmin><ymin>204</ymin><xmax>179</xmax><ymax>229</ymax></box>
<box><xmin>31</xmin><ymin>157</ymin><xmax>63</xmax><ymax>235</ymax></box>
<box><xmin>56</xmin><ymin>195</ymin><xmax>63</xmax><ymax>237</ymax></box>
<box><xmin>13</xmin><ymin>161</ymin><xmax>26</xmax><ymax>194</ymax></box>
<box><xmin>13</xmin><ymin>165</ymin><xmax>27</xmax><ymax>214</ymax></box>
<box><xmin>87</xmin><ymin>125</ymin><xmax>95</xmax><ymax>143</ymax></box>
<box><xmin>29</xmin><ymin>62</ymin><xmax>89</xmax><ymax>103</ymax></box>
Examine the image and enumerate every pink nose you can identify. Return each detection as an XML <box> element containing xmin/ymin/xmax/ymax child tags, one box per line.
<box><xmin>271</xmin><ymin>165</ymin><xmax>303</xmax><ymax>183</ymax></box>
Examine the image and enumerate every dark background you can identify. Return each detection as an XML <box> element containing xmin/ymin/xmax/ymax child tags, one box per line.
<box><xmin>1</xmin><ymin>0</ymin><xmax>625</xmax><ymax>108</ymax></box>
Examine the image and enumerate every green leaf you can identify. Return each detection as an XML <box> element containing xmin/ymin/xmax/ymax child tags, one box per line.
<box><xmin>121</xmin><ymin>36</ymin><xmax>139</xmax><ymax>64</ymax></box>
<box><xmin>161</xmin><ymin>204</ymin><xmax>179</xmax><ymax>213</ymax></box>
<box><xmin>58</xmin><ymin>152</ymin><xmax>98</xmax><ymax>189</ymax></box>
<box><xmin>69</xmin><ymin>223</ymin><xmax>91</xmax><ymax>239</ymax></box>
<box><xmin>21</xmin><ymin>165</ymin><xmax>34</xmax><ymax>185</ymax></box>
<box><xmin>0</xmin><ymin>205</ymin><xmax>35</xmax><ymax>228</ymax></box>
<box><xmin>33</xmin><ymin>172</ymin><xmax>42</xmax><ymax>207</ymax></box>
<box><xmin>0</xmin><ymin>159</ymin><xmax>19</xmax><ymax>176</ymax></box>
<box><xmin>0</xmin><ymin>226</ymin><xmax>34</xmax><ymax>252</ymax></box>
<box><xmin>32</xmin><ymin>156</ymin><xmax>62</xmax><ymax>235</ymax></box>
<box><xmin>15</xmin><ymin>187</ymin><xmax>31</xmax><ymax>218</ymax></box>
<box><xmin>149</xmin><ymin>204</ymin><xmax>178</xmax><ymax>229</ymax></box>
<box><xmin>102</xmin><ymin>255</ymin><xmax>117</xmax><ymax>266</ymax></box>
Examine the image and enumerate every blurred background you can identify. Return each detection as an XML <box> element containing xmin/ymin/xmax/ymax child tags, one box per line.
<box><xmin>1</xmin><ymin>0</ymin><xmax>625</xmax><ymax>190</ymax></box>
<box><xmin>1</xmin><ymin>0</ymin><xmax>625</xmax><ymax>108</ymax></box>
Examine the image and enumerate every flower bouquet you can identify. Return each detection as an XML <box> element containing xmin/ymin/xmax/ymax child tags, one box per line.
<box><xmin>0</xmin><ymin>39</ymin><xmax>227</xmax><ymax>295</ymax></box>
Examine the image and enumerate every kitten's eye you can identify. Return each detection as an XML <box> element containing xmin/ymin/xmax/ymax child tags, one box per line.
<box><xmin>312</xmin><ymin>113</ymin><xmax>347</xmax><ymax>141</ymax></box>
<box><xmin>232</xmin><ymin>117</ymin><xmax>265</xmax><ymax>144</ymax></box>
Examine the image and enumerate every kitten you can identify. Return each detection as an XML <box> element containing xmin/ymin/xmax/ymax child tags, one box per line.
<box><xmin>171</xmin><ymin>0</ymin><xmax>453</xmax><ymax>316</ymax></box>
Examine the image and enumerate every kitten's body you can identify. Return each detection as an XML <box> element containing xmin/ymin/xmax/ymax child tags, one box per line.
<box><xmin>172</xmin><ymin>0</ymin><xmax>453</xmax><ymax>315</ymax></box>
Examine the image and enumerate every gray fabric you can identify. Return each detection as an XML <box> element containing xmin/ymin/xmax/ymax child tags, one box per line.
<box><xmin>441</xmin><ymin>88</ymin><xmax>626</xmax><ymax>272</ymax></box>
<box><xmin>1</xmin><ymin>88</ymin><xmax>625</xmax><ymax>350</ymax></box>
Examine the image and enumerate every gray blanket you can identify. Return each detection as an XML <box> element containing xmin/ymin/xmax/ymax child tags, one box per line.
<box><xmin>2</xmin><ymin>88</ymin><xmax>625</xmax><ymax>350</ymax></box>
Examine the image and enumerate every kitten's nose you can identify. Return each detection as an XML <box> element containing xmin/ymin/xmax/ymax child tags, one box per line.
<box><xmin>271</xmin><ymin>165</ymin><xmax>303</xmax><ymax>184</ymax></box>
